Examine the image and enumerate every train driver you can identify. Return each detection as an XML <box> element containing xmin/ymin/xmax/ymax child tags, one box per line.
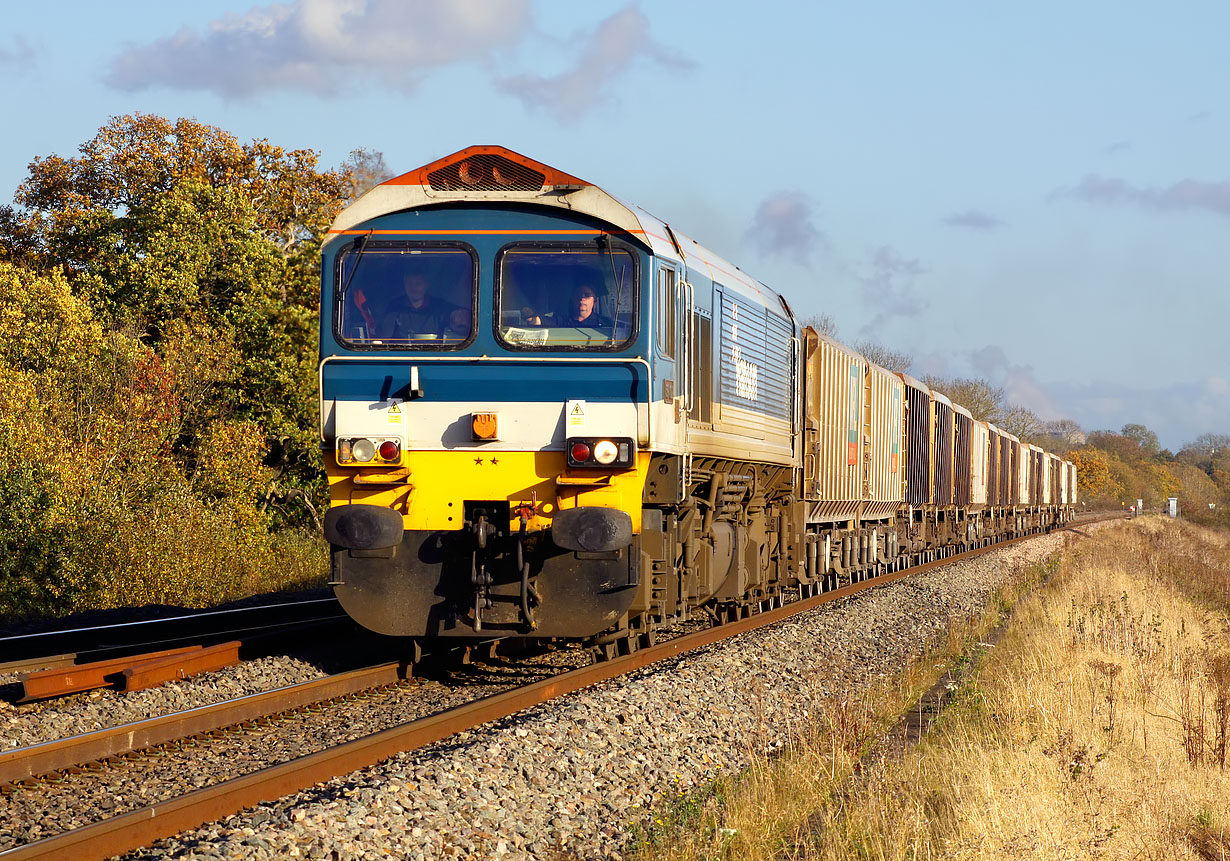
<box><xmin>382</xmin><ymin>273</ymin><xmax>453</xmax><ymax>340</ymax></box>
<box><xmin>550</xmin><ymin>283</ymin><xmax>610</xmax><ymax>328</ymax></box>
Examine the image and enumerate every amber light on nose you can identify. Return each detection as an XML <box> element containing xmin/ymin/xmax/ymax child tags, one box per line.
<box><xmin>472</xmin><ymin>412</ymin><xmax>499</xmax><ymax>440</ymax></box>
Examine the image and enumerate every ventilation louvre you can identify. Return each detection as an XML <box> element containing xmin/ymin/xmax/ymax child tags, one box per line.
<box><xmin>427</xmin><ymin>154</ymin><xmax>546</xmax><ymax>192</ymax></box>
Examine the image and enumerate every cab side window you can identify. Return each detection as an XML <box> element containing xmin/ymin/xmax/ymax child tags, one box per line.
<box><xmin>657</xmin><ymin>268</ymin><xmax>675</xmax><ymax>358</ymax></box>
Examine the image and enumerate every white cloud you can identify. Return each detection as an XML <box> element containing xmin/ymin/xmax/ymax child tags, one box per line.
<box><xmin>495</xmin><ymin>6</ymin><xmax>688</xmax><ymax>122</ymax></box>
<box><xmin>1053</xmin><ymin>173</ymin><xmax>1230</xmax><ymax>218</ymax></box>
<box><xmin>856</xmin><ymin>246</ymin><xmax>928</xmax><ymax>336</ymax></box>
<box><xmin>105</xmin><ymin>0</ymin><xmax>532</xmax><ymax>97</ymax></box>
<box><xmin>0</xmin><ymin>36</ymin><xmax>35</xmax><ymax>69</ymax></box>
<box><xmin>967</xmin><ymin>345</ymin><xmax>1064</xmax><ymax>420</ymax></box>
<box><xmin>942</xmin><ymin>209</ymin><xmax>1003</xmax><ymax>230</ymax></box>
<box><xmin>1050</xmin><ymin>376</ymin><xmax>1230</xmax><ymax>450</ymax></box>
<box><xmin>744</xmin><ymin>191</ymin><xmax>826</xmax><ymax>265</ymax></box>
<box><xmin>936</xmin><ymin>345</ymin><xmax>1229</xmax><ymax>449</ymax></box>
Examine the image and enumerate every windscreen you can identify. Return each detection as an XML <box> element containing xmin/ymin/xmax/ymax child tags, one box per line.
<box><xmin>496</xmin><ymin>244</ymin><xmax>636</xmax><ymax>350</ymax></box>
<box><xmin>335</xmin><ymin>243</ymin><xmax>475</xmax><ymax>348</ymax></box>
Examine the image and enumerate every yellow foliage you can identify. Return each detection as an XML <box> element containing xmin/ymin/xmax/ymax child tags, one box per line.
<box><xmin>0</xmin><ymin>363</ymin><xmax>72</xmax><ymax>491</ymax></box>
<box><xmin>0</xmin><ymin>261</ymin><xmax>104</xmax><ymax>376</ymax></box>
<box><xmin>196</xmin><ymin>419</ymin><xmax>273</xmax><ymax>503</ymax></box>
<box><xmin>1069</xmin><ymin>448</ymin><xmax>1117</xmax><ymax>499</ymax></box>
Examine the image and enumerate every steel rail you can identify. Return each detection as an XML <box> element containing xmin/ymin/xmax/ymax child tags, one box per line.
<box><xmin>0</xmin><ymin>662</ymin><xmax>411</xmax><ymax>786</ymax></box>
<box><xmin>0</xmin><ymin>598</ymin><xmax>347</xmax><ymax>674</ymax></box>
<box><xmin>0</xmin><ymin>519</ymin><xmax>1114</xmax><ymax>861</ymax></box>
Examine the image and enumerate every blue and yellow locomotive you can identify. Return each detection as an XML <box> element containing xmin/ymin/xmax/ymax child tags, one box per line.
<box><xmin>319</xmin><ymin>146</ymin><xmax>1075</xmax><ymax>654</ymax></box>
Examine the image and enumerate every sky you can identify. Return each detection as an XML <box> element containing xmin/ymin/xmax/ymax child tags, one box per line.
<box><xmin>2</xmin><ymin>1</ymin><xmax>1226</xmax><ymax>450</ymax></box>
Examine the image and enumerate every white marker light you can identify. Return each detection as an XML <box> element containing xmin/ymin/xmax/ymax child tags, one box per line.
<box><xmin>352</xmin><ymin>438</ymin><xmax>376</xmax><ymax>463</ymax></box>
<box><xmin>593</xmin><ymin>440</ymin><xmax>619</xmax><ymax>465</ymax></box>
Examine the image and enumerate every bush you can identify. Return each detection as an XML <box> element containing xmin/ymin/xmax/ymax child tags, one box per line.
<box><xmin>0</xmin><ymin>260</ymin><xmax>327</xmax><ymax>623</ymax></box>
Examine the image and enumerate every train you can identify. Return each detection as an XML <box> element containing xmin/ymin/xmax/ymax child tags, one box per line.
<box><xmin>318</xmin><ymin>145</ymin><xmax>1075</xmax><ymax>657</ymax></box>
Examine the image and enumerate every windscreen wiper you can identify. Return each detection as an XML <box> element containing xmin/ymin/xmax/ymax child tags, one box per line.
<box><xmin>338</xmin><ymin>231</ymin><xmax>373</xmax><ymax>300</ymax></box>
<box><xmin>597</xmin><ymin>234</ymin><xmax>624</xmax><ymax>343</ymax></box>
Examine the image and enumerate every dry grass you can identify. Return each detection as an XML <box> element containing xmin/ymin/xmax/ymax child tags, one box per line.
<box><xmin>628</xmin><ymin>563</ymin><xmax>1046</xmax><ymax>860</ymax></box>
<box><xmin>634</xmin><ymin>520</ymin><xmax>1230</xmax><ymax>860</ymax></box>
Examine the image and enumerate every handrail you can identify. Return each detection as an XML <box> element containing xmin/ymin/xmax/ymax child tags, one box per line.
<box><xmin>681</xmin><ymin>279</ymin><xmax>696</xmax><ymax>414</ymax></box>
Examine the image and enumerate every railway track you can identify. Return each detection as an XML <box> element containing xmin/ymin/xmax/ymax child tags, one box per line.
<box><xmin>0</xmin><ymin>518</ymin><xmax>1114</xmax><ymax>860</ymax></box>
<box><xmin>0</xmin><ymin>596</ymin><xmax>350</xmax><ymax>677</ymax></box>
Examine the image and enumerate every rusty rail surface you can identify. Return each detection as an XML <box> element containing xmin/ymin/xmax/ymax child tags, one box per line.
<box><xmin>0</xmin><ymin>662</ymin><xmax>411</xmax><ymax>786</ymax></box>
<box><xmin>1</xmin><ymin>520</ymin><xmax>1115</xmax><ymax>861</ymax></box>
<box><xmin>17</xmin><ymin>642</ymin><xmax>244</xmax><ymax>702</ymax></box>
<box><xmin>17</xmin><ymin>646</ymin><xmax>203</xmax><ymax>702</ymax></box>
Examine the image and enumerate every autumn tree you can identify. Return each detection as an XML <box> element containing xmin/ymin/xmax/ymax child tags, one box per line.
<box><xmin>1169</xmin><ymin>463</ymin><xmax>1221</xmax><ymax>513</ymax></box>
<box><xmin>1068</xmin><ymin>448</ymin><xmax>1117</xmax><ymax>500</ymax></box>
<box><xmin>342</xmin><ymin>148</ymin><xmax>393</xmax><ymax>203</ymax></box>
<box><xmin>1121</xmin><ymin>423</ymin><xmax>1161</xmax><ymax>457</ymax></box>
<box><xmin>1178</xmin><ymin>433</ymin><xmax>1230</xmax><ymax>475</ymax></box>
<box><xmin>922</xmin><ymin>376</ymin><xmax>1004</xmax><ymax>423</ymax></box>
<box><xmin>854</xmin><ymin>340</ymin><xmax>911</xmax><ymax>373</ymax></box>
<box><xmin>1087</xmin><ymin>431</ymin><xmax>1149</xmax><ymax>463</ymax></box>
<box><xmin>802</xmin><ymin>313</ymin><xmax>839</xmax><ymax>338</ymax></box>
<box><xmin>0</xmin><ymin>114</ymin><xmax>352</xmax><ymax>500</ymax></box>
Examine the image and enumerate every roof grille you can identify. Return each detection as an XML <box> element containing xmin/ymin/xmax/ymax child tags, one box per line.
<box><xmin>427</xmin><ymin>154</ymin><xmax>546</xmax><ymax>192</ymax></box>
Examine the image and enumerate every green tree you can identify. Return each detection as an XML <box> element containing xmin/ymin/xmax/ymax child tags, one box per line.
<box><xmin>0</xmin><ymin>114</ymin><xmax>352</xmax><ymax>505</ymax></box>
<box><xmin>0</xmin><ymin>260</ymin><xmax>326</xmax><ymax>618</ymax></box>
<box><xmin>1121</xmin><ymin>423</ymin><xmax>1160</xmax><ymax>457</ymax></box>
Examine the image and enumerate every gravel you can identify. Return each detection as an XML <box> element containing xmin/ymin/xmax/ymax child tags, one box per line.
<box><xmin>0</xmin><ymin>656</ymin><xmax>331</xmax><ymax>751</ymax></box>
<box><xmin>0</xmin><ymin>528</ymin><xmax>1097</xmax><ymax>860</ymax></box>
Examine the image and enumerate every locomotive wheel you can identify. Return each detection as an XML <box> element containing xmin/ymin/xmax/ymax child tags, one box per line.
<box><xmin>591</xmin><ymin>641</ymin><xmax>619</xmax><ymax>662</ymax></box>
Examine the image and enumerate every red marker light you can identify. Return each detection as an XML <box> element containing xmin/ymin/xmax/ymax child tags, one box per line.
<box><xmin>570</xmin><ymin>442</ymin><xmax>592</xmax><ymax>463</ymax></box>
<box><xmin>378</xmin><ymin>440</ymin><xmax>400</xmax><ymax>461</ymax></box>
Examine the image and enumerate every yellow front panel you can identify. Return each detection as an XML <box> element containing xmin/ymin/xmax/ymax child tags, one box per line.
<box><xmin>326</xmin><ymin>451</ymin><xmax>650</xmax><ymax>533</ymax></box>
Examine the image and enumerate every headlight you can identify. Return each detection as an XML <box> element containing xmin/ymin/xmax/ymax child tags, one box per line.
<box><xmin>352</xmin><ymin>438</ymin><xmax>376</xmax><ymax>462</ymax></box>
<box><xmin>593</xmin><ymin>440</ymin><xmax>619</xmax><ymax>464</ymax></box>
